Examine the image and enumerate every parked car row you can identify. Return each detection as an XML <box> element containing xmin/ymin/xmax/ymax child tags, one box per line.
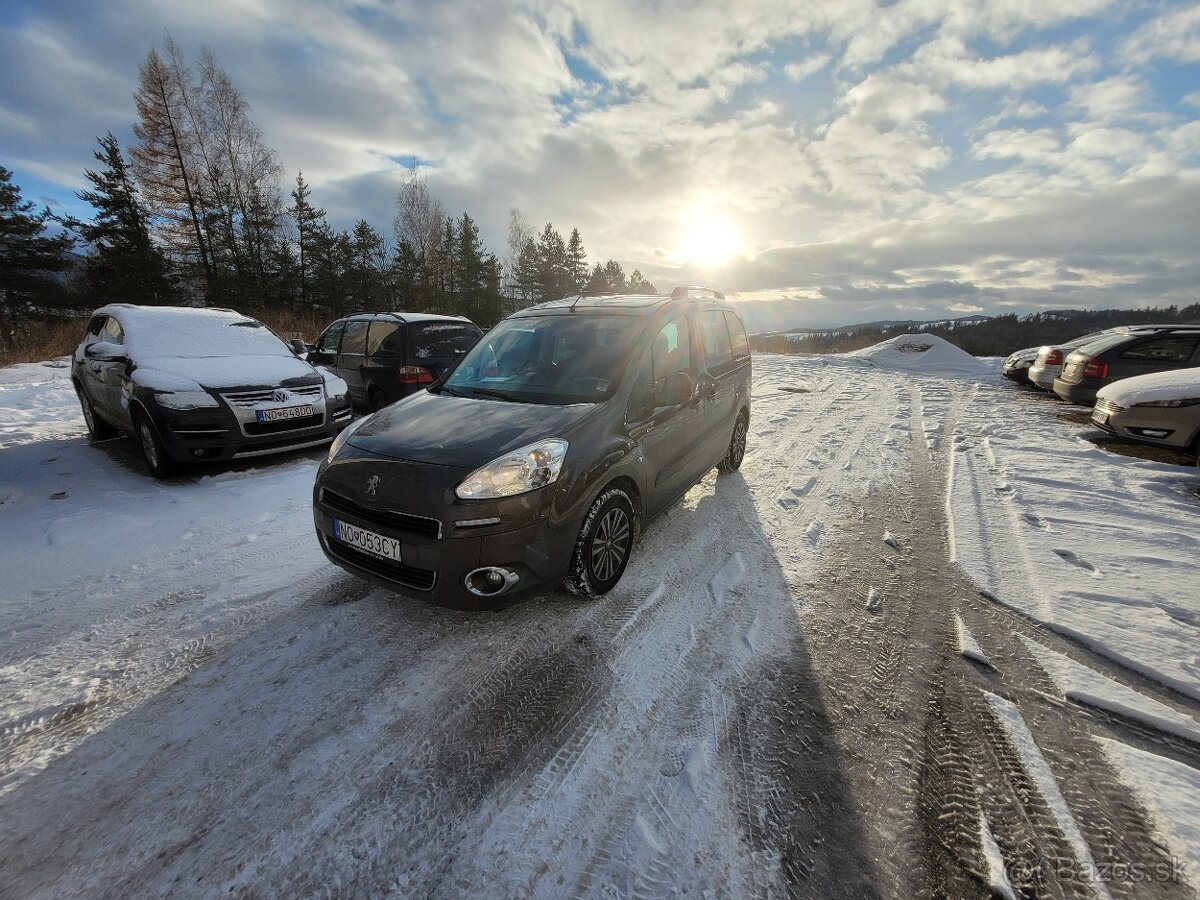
<box><xmin>72</xmin><ymin>288</ymin><xmax>754</xmax><ymax>607</ymax></box>
<box><xmin>1004</xmin><ymin>323</ymin><xmax>1200</xmax><ymax>465</ymax></box>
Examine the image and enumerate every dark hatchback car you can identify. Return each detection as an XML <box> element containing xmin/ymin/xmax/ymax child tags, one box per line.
<box><xmin>1052</xmin><ymin>326</ymin><xmax>1200</xmax><ymax>405</ymax></box>
<box><xmin>72</xmin><ymin>304</ymin><xmax>353</xmax><ymax>477</ymax></box>
<box><xmin>309</xmin><ymin>312</ymin><xmax>483</xmax><ymax>410</ymax></box>
<box><xmin>313</xmin><ymin>287</ymin><xmax>752</xmax><ymax>608</ymax></box>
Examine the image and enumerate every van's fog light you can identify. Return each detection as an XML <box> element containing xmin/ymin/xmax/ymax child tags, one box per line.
<box><xmin>464</xmin><ymin>567</ymin><xmax>519</xmax><ymax>597</ymax></box>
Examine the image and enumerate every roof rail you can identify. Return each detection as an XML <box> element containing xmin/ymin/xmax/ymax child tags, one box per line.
<box><xmin>671</xmin><ymin>285</ymin><xmax>726</xmax><ymax>301</ymax></box>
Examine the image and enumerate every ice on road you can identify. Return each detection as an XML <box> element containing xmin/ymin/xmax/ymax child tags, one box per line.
<box><xmin>2</xmin><ymin>352</ymin><xmax>1198</xmax><ymax>898</ymax></box>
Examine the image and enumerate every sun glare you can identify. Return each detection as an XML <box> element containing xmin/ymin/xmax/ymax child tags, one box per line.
<box><xmin>675</xmin><ymin>209</ymin><xmax>742</xmax><ymax>268</ymax></box>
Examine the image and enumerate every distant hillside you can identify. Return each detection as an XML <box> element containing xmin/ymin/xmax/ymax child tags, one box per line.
<box><xmin>786</xmin><ymin>313</ymin><xmax>992</xmax><ymax>335</ymax></box>
<box><xmin>751</xmin><ymin>305</ymin><xmax>1200</xmax><ymax>356</ymax></box>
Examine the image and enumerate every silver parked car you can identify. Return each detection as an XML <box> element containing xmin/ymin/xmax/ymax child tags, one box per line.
<box><xmin>1092</xmin><ymin>368</ymin><xmax>1200</xmax><ymax>464</ymax></box>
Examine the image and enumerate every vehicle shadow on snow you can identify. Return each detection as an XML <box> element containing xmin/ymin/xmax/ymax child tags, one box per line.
<box><xmin>0</xmin><ymin>474</ymin><xmax>884</xmax><ymax>897</ymax></box>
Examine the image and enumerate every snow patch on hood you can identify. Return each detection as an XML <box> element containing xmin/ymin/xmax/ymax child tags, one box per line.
<box><xmin>135</xmin><ymin>355</ymin><xmax>320</xmax><ymax>390</ymax></box>
<box><xmin>848</xmin><ymin>333</ymin><xmax>987</xmax><ymax>376</ymax></box>
<box><xmin>1097</xmin><ymin>367</ymin><xmax>1200</xmax><ymax>407</ymax></box>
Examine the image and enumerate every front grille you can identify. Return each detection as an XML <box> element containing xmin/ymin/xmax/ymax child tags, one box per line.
<box><xmin>324</xmin><ymin>538</ymin><xmax>437</xmax><ymax>592</ymax></box>
<box><xmin>244</xmin><ymin>413</ymin><xmax>325</xmax><ymax>435</ymax></box>
<box><xmin>222</xmin><ymin>385</ymin><xmax>324</xmax><ymax>408</ymax></box>
<box><xmin>1094</xmin><ymin>398</ymin><xmax>1124</xmax><ymax>415</ymax></box>
<box><xmin>320</xmin><ymin>488</ymin><xmax>442</xmax><ymax>539</ymax></box>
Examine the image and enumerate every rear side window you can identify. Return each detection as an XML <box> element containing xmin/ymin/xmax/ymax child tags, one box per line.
<box><xmin>725</xmin><ymin>312</ymin><xmax>750</xmax><ymax>361</ymax></box>
<box><xmin>341</xmin><ymin>320</ymin><xmax>369</xmax><ymax>355</ymax></box>
<box><xmin>368</xmin><ymin>321</ymin><xmax>403</xmax><ymax>359</ymax></box>
<box><xmin>697</xmin><ymin>310</ymin><xmax>734</xmax><ymax>376</ymax></box>
<box><xmin>410</xmin><ymin>322</ymin><xmax>482</xmax><ymax>360</ymax></box>
<box><xmin>1120</xmin><ymin>336</ymin><xmax>1199</xmax><ymax>363</ymax></box>
<box><xmin>316</xmin><ymin>321</ymin><xmax>345</xmax><ymax>354</ymax></box>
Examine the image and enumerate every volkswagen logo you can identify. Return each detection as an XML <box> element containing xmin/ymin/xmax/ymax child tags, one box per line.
<box><xmin>272</xmin><ymin>388</ymin><xmax>291</xmax><ymax>404</ymax></box>
<box><xmin>365</xmin><ymin>475</ymin><xmax>381</xmax><ymax>498</ymax></box>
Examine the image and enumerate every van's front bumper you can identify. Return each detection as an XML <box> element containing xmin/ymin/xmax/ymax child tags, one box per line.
<box><xmin>312</xmin><ymin>451</ymin><xmax>578</xmax><ymax>609</ymax></box>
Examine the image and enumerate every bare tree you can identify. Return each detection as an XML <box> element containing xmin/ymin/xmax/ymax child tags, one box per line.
<box><xmin>392</xmin><ymin>168</ymin><xmax>444</xmax><ymax>261</ymax></box>
<box><xmin>131</xmin><ymin>46</ymin><xmax>216</xmax><ymax>299</ymax></box>
<box><xmin>505</xmin><ymin>207</ymin><xmax>534</xmax><ymax>310</ymax></box>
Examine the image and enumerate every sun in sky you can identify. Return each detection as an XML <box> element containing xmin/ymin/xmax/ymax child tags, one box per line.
<box><xmin>674</xmin><ymin>204</ymin><xmax>744</xmax><ymax>268</ymax></box>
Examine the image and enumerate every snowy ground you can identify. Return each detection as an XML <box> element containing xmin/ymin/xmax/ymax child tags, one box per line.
<box><xmin>1</xmin><ymin>350</ymin><xmax>1198</xmax><ymax>898</ymax></box>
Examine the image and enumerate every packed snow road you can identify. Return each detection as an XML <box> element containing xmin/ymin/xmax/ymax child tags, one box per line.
<box><xmin>1</xmin><ymin>352</ymin><xmax>1198</xmax><ymax>898</ymax></box>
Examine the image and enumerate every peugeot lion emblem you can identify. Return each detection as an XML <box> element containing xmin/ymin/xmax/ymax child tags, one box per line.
<box><xmin>365</xmin><ymin>475</ymin><xmax>381</xmax><ymax>498</ymax></box>
<box><xmin>272</xmin><ymin>388</ymin><xmax>290</xmax><ymax>403</ymax></box>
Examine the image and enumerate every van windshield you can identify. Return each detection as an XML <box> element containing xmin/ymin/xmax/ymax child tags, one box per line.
<box><xmin>443</xmin><ymin>315</ymin><xmax>641</xmax><ymax>405</ymax></box>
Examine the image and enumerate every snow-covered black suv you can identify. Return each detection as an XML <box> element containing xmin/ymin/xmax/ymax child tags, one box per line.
<box><xmin>72</xmin><ymin>304</ymin><xmax>353</xmax><ymax>477</ymax></box>
<box><xmin>314</xmin><ymin>286</ymin><xmax>752</xmax><ymax>608</ymax></box>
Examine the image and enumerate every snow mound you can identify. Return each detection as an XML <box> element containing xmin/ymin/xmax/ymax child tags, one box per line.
<box><xmin>848</xmin><ymin>333</ymin><xmax>987</xmax><ymax>376</ymax></box>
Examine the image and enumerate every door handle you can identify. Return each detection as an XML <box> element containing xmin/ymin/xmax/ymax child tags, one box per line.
<box><xmin>704</xmin><ymin>382</ymin><xmax>718</xmax><ymax>399</ymax></box>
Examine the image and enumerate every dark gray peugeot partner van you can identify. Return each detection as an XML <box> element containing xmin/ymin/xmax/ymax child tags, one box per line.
<box><xmin>313</xmin><ymin>286</ymin><xmax>752</xmax><ymax>608</ymax></box>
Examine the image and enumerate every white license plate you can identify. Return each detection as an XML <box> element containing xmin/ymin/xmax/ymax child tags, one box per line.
<box><xmin>1092</xmin><ymin>412</ymin><xmax>1108</xmax><ymax>426</ymax></box>
<box><xmin>332</xmin><ymin>518</ymin><xmax>401</xmax><ymax>562</ymax></box>
<box><xmin>256</xmin><ymin>404</ymin><xmax>314</xmax><ymax>423</ymax></box>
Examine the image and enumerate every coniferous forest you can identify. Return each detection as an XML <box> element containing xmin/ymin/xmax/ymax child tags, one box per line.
<box><xmin>0</xmin><ymin>38</ymin><xmax>655</xmax><ymax>361</ymax></box>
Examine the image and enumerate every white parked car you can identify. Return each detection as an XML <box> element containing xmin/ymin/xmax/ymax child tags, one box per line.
<box><xmin>1092</xmin><ymin>368</ymin><xmax>1200</xmax><ymax>465</ymax></box>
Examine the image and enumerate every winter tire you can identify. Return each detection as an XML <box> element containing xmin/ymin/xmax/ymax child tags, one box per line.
<box><xmin>134</xmin><ymin>410</ymin><xmax>177</xmax><ymax>479</ymax></box>
<box><xmin>565</xmin><ymin>487</ymin><xmax>636</xmax><ymax>597</ymax></box>
<box><xmin>717</xmin><ymin>413</ymin><xmax>748</xmax><ymax>473</ymax></box>
<box><xmin>77</xmin><ymin>386</ymin><xmax>117</xmax><ymax>440</ymax></box>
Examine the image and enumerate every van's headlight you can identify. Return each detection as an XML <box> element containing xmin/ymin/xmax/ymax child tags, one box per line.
<box><xmin>327</xmin><ymin>414</ymin><xmax>368</xmax><ymax>461</ymax></box>
<box><xmin>456</xmin><ymin>439</ymin><xmax>568</xmax><ymax>500</ymax></box>
<box><xmin>155</xmin><ymin>390</ymin><xmax>218</xmax><ymax>410</ymax></box>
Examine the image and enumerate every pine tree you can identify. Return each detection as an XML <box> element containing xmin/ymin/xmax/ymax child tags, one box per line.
<box><xmin>349</xmin><ymin>219</ymin><xmax>386</xmax><ymax>309</ymax></box>
<box><xmin>516</xmin><ymin>238</ymin><xmax>540</xmax><ymax>304</ymax></box>
<box><xmin>565</xmin><ymin>228</ymin><xmax>587</xmax><ymax>291</ymax></box>
<box><xmin>536</xmin><ymin>223</ymin><xmax>569</xmax><ymax>300</ymax></box>
<box><xmin>455</xmin><ymin>213</ymin><xmax>485</xmax><ymax>321</ymax></box>
<box><xmin>288</xmin><ymin>172</ymin><xmax>325</xmax><ymax>309</ymax></box>
<box><xmin>586</xmin><ymin>262</ymin><xmax>607</xmax><ymax>292</ymax></box>
<box><xmin>72</xmin><ymin>133</ymin><xmax>173</xmax><ymax>305</ymax></box>
<box><xmin>0</xmin><ymin>167</ymin><xmax>75</xmax><ymax>351</ymax></box>
<box><xmin>628</xmin><ymin>268</ymin><xmax>656</xmax><ymax>294</ymax></box>
<box><xmin>603</xmin><ymin>259</ymin><xmax>627</xmax><ymax>292</ymax></box>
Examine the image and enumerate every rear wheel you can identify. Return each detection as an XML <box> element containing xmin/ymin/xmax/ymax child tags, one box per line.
<box><xmin>76</xmin><ymin>385</ymin><xmax>117</xmax><ymax>440</ymax></box>
<box><xmin>565</xmin><ymin>488</ymin><xmax>636</xmax><ymax>597</ymax></box>
<box><xmin>368</xmin><ymin>386</ymin><xmax>388</xmax><ymax>412</ymax></box>
<box><xmin>717</xmin><ymin>413</ymin><xmax>748</xmax><ymax>473</ymax></box>
<box><xmin>134</xmin><ymin>411</ymin><xmax>177</xmax><ymax>479</ymax></box>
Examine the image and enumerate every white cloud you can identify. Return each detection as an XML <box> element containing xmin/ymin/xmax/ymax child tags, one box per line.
<box><xmin>1124</xmin><ymin>4</ymin><xmax>1200</xmax><ymax>64</ymax></box>
<box><xmin>783</xmin><ymin>54</ymin><xmax>831</xmax><ymax>82</ymax></box>
<box><xmin>1069</xmin><ymin>75</ymin><xmax>1149</xmax><ymax>122</ymax></box>
<box><xmin>972</xmin><ymin>128</ymin><xmax>1061</xmax><ymax>162</ymax></box>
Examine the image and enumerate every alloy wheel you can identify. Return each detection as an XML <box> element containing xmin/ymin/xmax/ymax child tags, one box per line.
<box><xmin>590</xmin><ymin>507</ymin><xmax>631</xmax><ymax>582</ymax></box>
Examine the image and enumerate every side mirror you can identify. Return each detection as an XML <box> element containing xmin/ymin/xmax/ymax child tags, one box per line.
<box><xmin>659</xmin><ymin>371</ymin><xmax>693</xmax><ymax>407</ymax></box>
<box><xmin>290</xmin><ymin>338</ymin><xmax>309</xmax><ymax>356</ymax></box>
<box><xmin>84</xmin><ymin>341</ymin><xmax>128</xmax><ymax>363</ymax></box>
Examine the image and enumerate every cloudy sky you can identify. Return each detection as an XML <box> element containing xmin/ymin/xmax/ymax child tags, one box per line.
<box><xmin>2</xmin><ymin>0</ymin><xmax>1199</xmax><ymax>329</ymax></box>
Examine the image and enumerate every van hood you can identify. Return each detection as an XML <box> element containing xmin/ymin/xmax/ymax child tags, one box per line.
<box><xmin>348</xmin><ymin>388</ymin><xmax>598</xmax><ymax>468</ymax></box>
<box><xmin>134</xmin><ymin>354</ymin><xmax>319</xmax><ymax>390</ymax></box>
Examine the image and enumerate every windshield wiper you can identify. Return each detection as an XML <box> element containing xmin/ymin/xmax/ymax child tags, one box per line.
<box><xmin>437</xmin><ymin>384</ymin><xmax>468</xmax><ymax>397</ymax></box>
<box><xmin>468</xmin><ymin>386</ymin><xmax>532</xmax><ymax>403</ymax></box>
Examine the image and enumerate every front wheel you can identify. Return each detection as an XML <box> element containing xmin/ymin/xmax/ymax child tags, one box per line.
<box><xmin>565</xmin><ymin>487</ymin><xmax>636</xmax><ymax>598</ymax></box>
<box><xmin>717</xmin><ymin>414</ymin><xmax>748</xmax><ymax>473</ymax></box>
<box><xmin>134</xmin><ymin>411</ymin><xmax>177</xmax><ymax>479</ymax></box>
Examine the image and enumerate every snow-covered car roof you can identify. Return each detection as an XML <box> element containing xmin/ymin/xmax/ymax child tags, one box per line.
<box><xmin>1097</xmin><ymin>367</ymin><xmax>1200</xmax><ymax>406</ymax></box>
<box><xmin>99</xmin><ymin>305</ymin><xmax>294</xmax><ymax>359</ymax></box>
